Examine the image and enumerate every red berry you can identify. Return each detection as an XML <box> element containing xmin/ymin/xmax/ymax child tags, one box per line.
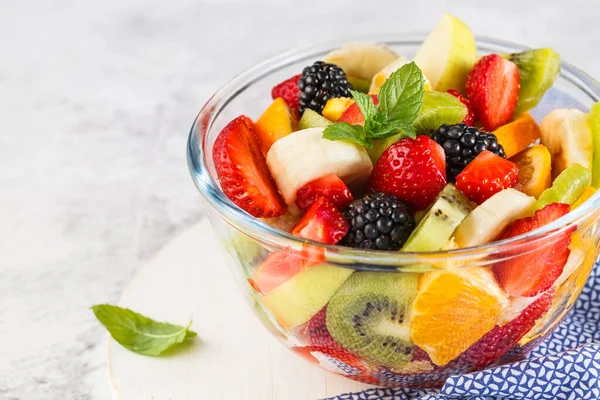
<box><xmin>291</xmin><ymin>197</ymin><xmax>349</xmax><ymax>245</ymax></box>
<box><xmin>466</xmin><ymin>54</ymin><xmax>520</xmax><ymax>131</ymax></box>
<box><xmin>296</xmin><ymin>174</ymin><xmax>354</xmax><ymax>212</ymax></box>
<box><xmin>447</xmin><ymin>89</ymin><xmax>476</xmax><ymax>126</ymax></box>
<box><xmin>213</xmin><ymin>115</ymin><xmax>286</xmax><ymax>218</ymax></box>
<box><xmin>460</xmin><ymin>289</ymin><xmax>555</xmax><ymax>369</ymax></box>
<box><xmin>248</xmin><ymin>252</ymin><xmax>304</xmax><ymax>294</ymax></box>
<box><xmin>368</xmin><ymin>136</ymin><xmax>447</xmax><ymax>210</ymax></box>
<box><xmin>455</xmin><ymin>150</ymin><xmax>519</xmax><ymax>204</ymax></box>
<box><xmin>337</xmin><ymin>95</ymin><xmax>379</xmax><ymax>125</ymax></box>
<box><xmin>272</xmin><ymin>74</ymin><xmax>301</xmax><ymax>118</ymax></box>
<box><xmin>493</xmin><ymin>203</ymin><xmax>572</xmax><ymax>297</ymax></box>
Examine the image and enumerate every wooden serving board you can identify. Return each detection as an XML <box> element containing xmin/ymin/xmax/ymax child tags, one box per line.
<box><xmin>108</xmin><ymin>219</ymin><xmax>372</xmax><ymax>399</ymax></box>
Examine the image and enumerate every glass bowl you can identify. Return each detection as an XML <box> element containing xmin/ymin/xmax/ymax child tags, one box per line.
<box><xmin>187</xmin><ymin>33</ymin><xmax>600</xmax><ymax>388</ymax></box>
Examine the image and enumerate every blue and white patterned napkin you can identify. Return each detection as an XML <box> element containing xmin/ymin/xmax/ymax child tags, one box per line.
<box><xmin>325</xmin><ymin>260</ymin><xmax>600</xmax><ymax>400</ymax></box>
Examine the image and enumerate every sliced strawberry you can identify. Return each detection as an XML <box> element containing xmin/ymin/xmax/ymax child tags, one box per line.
<box><xmin>248</xmin><ymin>252</ymin><xmax>304</xmax><ymax>294</ymax></box>
<box><xmin>337</xmin><ymin>95</ymin><xmax>378</xmax><ymax>126</ymax></box>
<box><xmin>272</xmin><ymin>74</ymin><xmax>301</xmax><ymax>118</ymax></box>
<box><xmin>368</xmin><ymin>136</ymin><xmax>447</xmax><ymax>210</ymax></box>
<box><xmin>213</xmin><ymin>115</ymin><xmax>286</xmax><ymax>218</ymax></box>
<box><xmin>447</xmin><ymin>89</ymin><xmax>475</xmax><ymax>126</ymax></box>
<box><xmin>291</xmin><ymin>197</ymin><xmax>349</xmax><ymax>244</ymax></box>
<box><xmin>296</xmin><ymin>174</ymin><xmax>354</xmax><ymax>212</ymax></box>
<box><xmin>492</xmin><ymin>203</ymin><xmax>572</xmax><ymax>297</ymax></box>
<box><xmin>466</xmin><ymin>54</ymin><xmax>520</xmax><ymax>131</ymax></box>
<box><xmin>460</xmin><ymin>289</ymin><xmax>555</xmax><ymax>369</ymax></box>
<box><xmin>455</xmin><ymin>150</ymin><xmax>519</xmax><ymax>204</ymax></box>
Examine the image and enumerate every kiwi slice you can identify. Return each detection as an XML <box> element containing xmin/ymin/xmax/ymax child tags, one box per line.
<box><xmin>414</xmin><ymin>91</ymin><xmax>468</xmax><ymax>135</ymax></box>
<box><xmin>534</xmin><ymin>162</ymin><xmax>591</xmax><ymax>211</ymax></box>
<box><xmin>506</xmin><ymin>48</ymin><xmax>561</xmax><ymax>114</ymax></box>
<box><xmin>326</xmin><ymin>272</ymin><xmax>419</xmax><ymax>369</ymax></box>
<box><xmin>298</xmin><ymin>109</ymin><xmax>332</xmax><ymax>130</ymax></box>
<box><xmin>402</xmin><ymin>184</ymin><xmax>474</xmax><ymax>252</ymax></box>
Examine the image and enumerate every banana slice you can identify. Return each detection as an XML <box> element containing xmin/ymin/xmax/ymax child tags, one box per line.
<box><xmin>324</xmin><ymin>43</ymin><xmax>399</xmax><ymax>81</ymax></box>
<box><xmin>453</xmin><ymin>188</ymin><xmax>535</xmax><ymax>248</ymax></box>
<box><xmin>540</xmin><ymin>109</ymin><xmax>593</xmax><ymax>179</ymax></box>
<box><xmin>266</xmin><ymin>128</ymin><xmax>373</xmax><ymax>214</ymax></box>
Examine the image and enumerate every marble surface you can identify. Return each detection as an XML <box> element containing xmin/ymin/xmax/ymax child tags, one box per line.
<box><xmin>0</xmin><ymin>0</ymin><xmax>598</xmax><ymax>398</ymax></box>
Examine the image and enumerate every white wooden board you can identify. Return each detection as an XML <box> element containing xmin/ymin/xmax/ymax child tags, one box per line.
<box><xmin>108</xmin><ymin>219</ymin><xmax>373</xmax><ymax>399</ymax></box>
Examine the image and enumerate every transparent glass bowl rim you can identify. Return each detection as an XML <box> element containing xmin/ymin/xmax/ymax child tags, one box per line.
<box><xmin>187</xmin><ymin>32</ymin><xmax>600</xmax><ymax>268</ymax></box>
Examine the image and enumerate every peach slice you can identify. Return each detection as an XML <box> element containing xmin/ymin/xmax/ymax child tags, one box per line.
<box><xmin>493</xmin><ymin>112</ymin><xmax>541</xmax><ymax>158</ymax></box>
<box><xmin>255</xmin><ymin>98</ymin><xmax>297</xmax><ymax>156</ymax></box>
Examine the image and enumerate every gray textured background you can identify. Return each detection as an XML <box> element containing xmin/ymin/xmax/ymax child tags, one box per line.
<box><xmin>1</xmin><ymin>0</ymin><xmax>599</xmax><ymax>398</ymax></box>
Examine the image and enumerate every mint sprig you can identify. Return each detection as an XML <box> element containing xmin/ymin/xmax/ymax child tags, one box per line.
<box><xmin>323</xmin><ymin>61</ymin><xmax>425</xmax><ymax>148</ymax></box>
<box><xmin>92</xmin><ymin>304</ymin><xmax>197</xmax><ymax>356</ymax></box>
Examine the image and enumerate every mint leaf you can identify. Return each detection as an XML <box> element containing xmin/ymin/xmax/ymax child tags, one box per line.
<box><xmin>369</xmin><ymin>122</ymin><xmax>416</xmax><ymax>140</ymax></box>
<box><xmin>91</xmin><ymin>304</ymin><xmax>197</xmax><ymax>356</ymax></box>
<box><xmin>378</xmin><ymin>62</ymin><xmax>425</xmax><ymax>125</ymax></box>
<box><xmin>323</xmin><ymin>122</ymin><xmax>372</xmax><ymax>149</ymax></box>
<box><xmin>351</xmin><ymin>90</ymin><xmax>376</xmax><ymax>120</ymax></box>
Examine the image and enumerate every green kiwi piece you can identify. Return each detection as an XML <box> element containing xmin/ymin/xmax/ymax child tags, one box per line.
<box><xmin>506</xmin><ymin>48</ymin><xmax>561</xmax><ymax>114</ymax></box>
<box><xmin>414</xmin><ymin>91</ymin><xmax>468</xmax><ymax>135</ymax></box>
<box><xmin>298</xmin><ymin>109</ymin><xmax>332</xmax><ymax>130</ymax></box>
<box><xmin>534</xmin><ymin>162</ymin><xmax>591</xmax><ymax>211</ymax></box>
<box><xmin>402</xmin><ymin>184</ymin><xmax>474</xmax><ymax>252</ymax></box>
<box><xmin>326</xmin><ymin>271</ymin><xmax>419</xmax><ymax>370</ymax></box>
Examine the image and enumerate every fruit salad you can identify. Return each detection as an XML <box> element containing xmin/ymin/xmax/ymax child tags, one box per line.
<box><xmin>206</xmin><ymin>14</ymin><xmax>600</xmax><ymax>387</ymax></box>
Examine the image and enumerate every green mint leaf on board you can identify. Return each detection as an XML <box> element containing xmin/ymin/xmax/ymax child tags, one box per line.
<box><xmin>323</xmin><ymin>122</ymin><xmax>372</xmax><ymax>149</ymax></box>
<box><xmin>378</xmin><ymin>61</ymin><xmax>425</xmax><ymax>125</ymax></box>
<box><xmin>91</xmin><ymin>304</ymin><xmax>197</xmax><ymax>356</ymax></box>
<box><xmin>350</xmin><ymin>90</ymin><xmax>376</xmax><ymax>120</ymax></box>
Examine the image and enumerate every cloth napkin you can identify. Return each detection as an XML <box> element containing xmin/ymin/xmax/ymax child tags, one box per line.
<box><xmin>324</xmin><ymin>259</ymin><xmax>599</xmax><ymax>400</ymax></box>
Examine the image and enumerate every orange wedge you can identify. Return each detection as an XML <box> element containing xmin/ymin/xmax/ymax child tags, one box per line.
<box><xmin>571</xmin><ymin>186</ymin><xmax>597</xmax><ymax>210</ymax></box>
<box><xmin>255</xmin><ymin>98</ymin><xmax>297</xmax><ymax>156</ymax></box>
<box><xmin>322</xmin><ymin>97</ymin><xmax>355</xmax><ymax>122</ymax></box>
<box><xmin>409</xmin><ymin>268</ymin><xmax>508</xmax><ymax>366</ymax></box>
<box><xmin>494</xmin><ymin>112</ymin><xmax>541</xmax><ymax>158</ymax></box>
<box><xmin>510</xmin><ymin>144</ymin><xmax>552</xmax><ymax>198</ymax></box>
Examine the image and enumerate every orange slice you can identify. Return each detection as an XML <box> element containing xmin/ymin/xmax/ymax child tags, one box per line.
<box><xmin>494</xmin><ymin>112</ymin><xmax>541</xmax><ymax>158</ymax></box>
<box><xmin>571</xmin><ymin>186</ymin><xmax>597</xmax><ymax>210</ymax></box>
<box><xmin>322</xmin><ymin>97</ymin><xmax>355</xmax><ymax>122</ymax></box>
<box><xmin>409</xmin><ymin>268</ymin><xmax>508</xmax><ymax>366</ymax></box>
<box><xmin>510</xmin><ymin>144</ymin><xmax>552</xmax><ymax>198</ymax></box>
<box><xmin>255</xmin><ymin>98</ymin><xmax>296</xmax><ymax>156</ymax></box>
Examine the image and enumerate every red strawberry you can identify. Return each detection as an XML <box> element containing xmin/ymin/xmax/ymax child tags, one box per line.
<box><xmin>460</xmin><ymin>289</ymin><xmax>555</xmax><ymax>369</ymax></box>
<box><xmin>337</xmin><ymin>95</ymin><xmax>378</xmax><ymax>125</ymax></box>
<box><xmin>466</xmin><ymin>54</ymin><xmax>520</xmax><ymax>131</ymax></box>
<box><xmin>291</xmin><ymin>197</ymin><xmax>349</xmax><ymax>244</ymax></box>
<box><xmin>296</xmin><ymin>174</ymin><xmax>354</xmax><ymax>212</ymax></box>
<box><xmin>248</xmin><ymin>252</ymin><xmax>304</xmax><ymax>294</ymax></box>
<box><xmin>368</xmin><ymin>136</ymin><xmax>447</xmax><ymax>210</ymax></box>
<box><xmin>272</xmin><ymin>74</ymin><xmax>301</xmax><ymax>118</ymax></box>
<box><xmin>447</xmin><ymin>89</ymin><xmax>475</xmax><ymax>126</ymax></box>
<box><xmin>213</xmin><ymin>115</ymin><xmax>286</xmax><ymax>218</ymax></box>
<box><xmin>455</xmin><ymin>150</ymin><xmax>519</xmax><ymax>204</ymax></box>
<box><xmin>493</xmin><ymin>203</ymin><xmax>572</xmax><ymax>297</ymax></box>
<box><xmin>298</xmin><ymin>308</ymin><xmax>381</xmax><ymax>385</ymax></box>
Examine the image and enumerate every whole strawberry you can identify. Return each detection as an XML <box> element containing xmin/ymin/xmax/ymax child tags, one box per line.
<box><xmin>368</xmin><ymin>136</ymin><xmax>447</xmax><ymax>210</ymax></box>
<box><xmin>466</xmin><ymin>54</ymin><xmax>520</xmax><ymax>131</ymax></box>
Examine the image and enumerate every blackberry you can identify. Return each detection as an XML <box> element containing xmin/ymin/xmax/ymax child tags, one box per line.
<box><xmin>432</xmin><ymin>123</ymin><xmax>506</xmax><ymax>182</ymax></box>
<box><xmin>341</xmin><ymin>192</ymin><xmax>415</xmax><ymax>251</ymax></box>
<box><xmin>298</xmin><ymin>61</ymin><xmax>352</xmax><ymax>115</ymax></box>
